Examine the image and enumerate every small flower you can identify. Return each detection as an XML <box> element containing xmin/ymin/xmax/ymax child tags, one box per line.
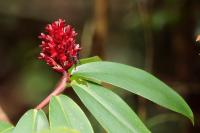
<box><xmin>38</xmin><ymin>19</ymin><xmax>81</xmax><ymax>73</ymax></box>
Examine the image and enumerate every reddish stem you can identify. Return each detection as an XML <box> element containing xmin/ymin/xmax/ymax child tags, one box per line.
<box><xmin>35</xmin><ymin>71</ymin><xmax>69</xmax><ymax>110</ymax></box>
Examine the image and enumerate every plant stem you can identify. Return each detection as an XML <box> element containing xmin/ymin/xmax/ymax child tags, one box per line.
<box><xmin>35</xmin><ymin>71</ymin><xmax>69</xmax><ymax>110</ymax></box>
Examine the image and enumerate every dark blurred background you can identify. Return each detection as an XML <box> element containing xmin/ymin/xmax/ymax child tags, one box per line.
<box><xmin>0</xmin><ymin>0</ymin><xmax>200</xmax><ymax>132</ymax></box>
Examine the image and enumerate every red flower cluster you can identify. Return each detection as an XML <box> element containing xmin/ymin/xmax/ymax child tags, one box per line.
<box><xmin>38</xmin><ymin>19</ymin><xmax>81</xmax><ymax>73</ymax></box>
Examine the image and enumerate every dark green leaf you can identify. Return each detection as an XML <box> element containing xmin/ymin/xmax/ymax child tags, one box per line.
<box><xmin>13</xmin><ymin>109</ymin><xmax>49</xmax><ymax>133</ymax></box>
<box><xmin>49</xmin><ymin>95</ymin><xmax>94</xmax><ymax>133</ymax></box>
<box><xmin>71</xmin><ymin>81</ymin><xmax>150</xmax><ymax>133</ymax></box>
<box><xmin>72</xmin><ymin>61</ymin><xmax>194</xmax><ymax>124</ymax></box>
<box><xmin>69</xmin><ymin>56</ymin><xmax>102</xmax><ymax>74</ymax></box>
<box><xmin>79</xmin><ymin>56</ymin><xmax>102</xmax><ymax>64</ymax></box>
<box><xmin>146</xmin><ymin>113</ymin><xmax>182</xmax><ymax>128</ymax></box>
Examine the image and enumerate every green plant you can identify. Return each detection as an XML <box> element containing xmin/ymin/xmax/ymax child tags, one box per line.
<box><xmin>0</xmin><ymin>19</ymin><xmax>194</xmax><ymax>133</ymax></box>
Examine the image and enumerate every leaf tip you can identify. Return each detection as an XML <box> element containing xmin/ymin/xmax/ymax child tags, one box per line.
<box><xmin>190</xmin><ymin>115</ymin><xmax>195</xmax><ymax>126</ymax></box>
<box><xmin>185</xmin><ymin>109</ymin><xmax>194</xmax><ymax>125</ymax></box>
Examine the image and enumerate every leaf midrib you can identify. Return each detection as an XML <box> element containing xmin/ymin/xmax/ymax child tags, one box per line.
<box><xmin>32</xmin><ymin>110</ymin><xmax>37</xmax><ymax>133</ymax></box>
<box><xmin>55</xmin><ymin>97</ymin><xmax>73</xmax><ymax>128</ymax></box>
<box><xmin>1</xmin><ymin>127</ymin><xmax>13</xmax><ymax>133</ymax></box>
<box><xmin>75</xmin><ymin>73</ymin><xmax>193</xmax><ymax>121</ymax></box>
<box><xmin>75</xmin><ymin>83</ymin><xmax>138</xmax><ymax>133</ymax></box>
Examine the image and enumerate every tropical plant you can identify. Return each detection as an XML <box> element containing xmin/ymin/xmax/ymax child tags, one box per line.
<box><xmin>0</xmin><ymin>19</ymin><xmax>194</xmax><ymax>133</ymax></box>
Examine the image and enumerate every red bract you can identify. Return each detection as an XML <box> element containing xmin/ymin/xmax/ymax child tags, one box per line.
<box><xmin>38</xmin><ymin>19</ymin><xmax>81</xmax><ymax>73</ymax></box>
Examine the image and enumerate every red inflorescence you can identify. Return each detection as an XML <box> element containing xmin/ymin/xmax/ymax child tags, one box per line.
<box><xmin>38</xmin><ymin>19</ymin><xmax>81</xmax><ymax>73</ymax></box>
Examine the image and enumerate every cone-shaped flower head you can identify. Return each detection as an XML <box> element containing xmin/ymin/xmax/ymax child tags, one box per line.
<box><xmin>38</xmin><ymin>19</ymin><xmax>81</xmax><ymax>73</ymax></box>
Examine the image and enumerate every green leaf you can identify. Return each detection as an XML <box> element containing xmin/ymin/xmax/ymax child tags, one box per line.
<box><xmin>0</xmin><ymin>121</ymin><xmax>13</xmax><ymax>133</ymax></box>
<box><xmin>79</xmin><ymin>56</ymin><xmax>102</xmax><ymax>64</ymax></box>
<box><xmin>71</xmin><ymin>61</ymin><xmax>194</xmax><ymax>124</ymax></box>
<box><xmin>49</xmin><ymin>95</ymin><xmax>94</xmax><ymax>133</ymax></box>
<box><xmin>1</xmin><ymin>128</ymin><xmax>13</xmax><ymax>133</ymax></box>
<box><xmin>146</xmin><ymin>113</ymin><xmax>183</xmax><ymax>128</ymax></box>
<box><xmin>69</xmin><ymin>56</ymin><xmax>102</xmax><ymax>74</ymax></box>
<box><xmin>13</xmin><ymin>109</ymin><xmax>49</xmax><ymax>133</ymax></box>
<box><xmin>71</xmin><ymin>81</ymin><xmax>150</xmax><ymax>133</ymax></box>
<box><xmin>37</xmin><ymin>127</ymin><xmax>79</xmax><ymax>133</ymax></box>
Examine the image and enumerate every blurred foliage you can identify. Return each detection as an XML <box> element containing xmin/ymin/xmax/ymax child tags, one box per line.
<box><xmin>19</xmin><ymin>61</ymin><xmax>59</xmax><ymax>104</ymax></box>
<box><xmin>124</xmin><ymin>1</ymin><xmax>179</xmax><ymax>27</ymax></box>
